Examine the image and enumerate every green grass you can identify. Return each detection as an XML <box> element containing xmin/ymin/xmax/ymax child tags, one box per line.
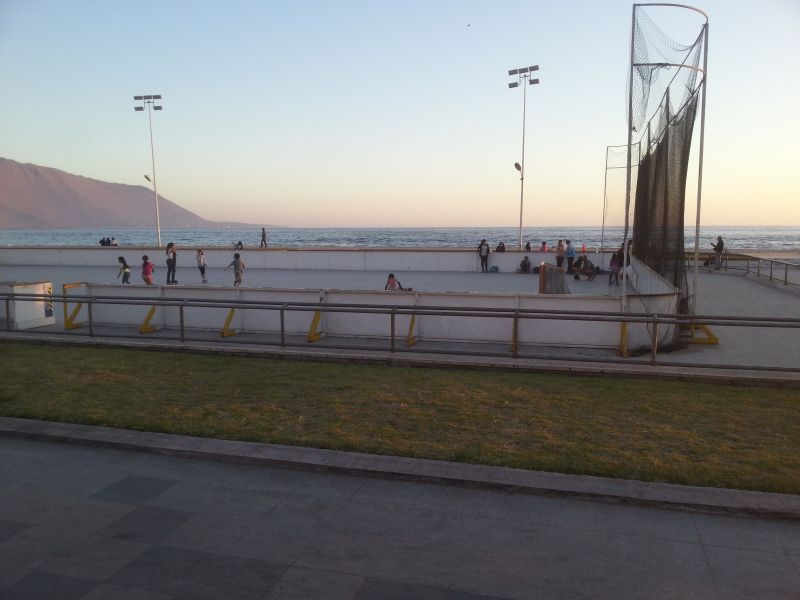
<box><xmin>1</xmin><ymin>342</ymin><xmax>798</xmax><ymax>494</ymax></box>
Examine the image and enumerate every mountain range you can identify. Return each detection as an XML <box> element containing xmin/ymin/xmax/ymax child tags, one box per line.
<box><xmin>0</xmin><ymin>158</ymin><xmax>260</xmax><ymax>229</ymax></box>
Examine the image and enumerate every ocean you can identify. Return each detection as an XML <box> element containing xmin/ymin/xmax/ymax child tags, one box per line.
<box><xmin>0</xmin><ymin>226</ymin><xmax>798</xmax><ymax>251</ymax></box>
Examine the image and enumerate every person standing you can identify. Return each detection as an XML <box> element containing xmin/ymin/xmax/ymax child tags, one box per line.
<box><xmin>224</xmin><ymin>253</ymin><xmax>245</xmax><ymax>286</ymax></box>
<box><xmin>556</xmin><ymin>240</ymin><xmax>565</xmax><ymax>269</ymax></box>
<box><xmin>477</xmin><ymin>239</ymin><xmax>490</xmax><ymax>273</ymax></box>
<box><xmin>565</xmin><ymin>240</ymin><xmax>576</xmax><ymax>274</ymax></box>
<box><xmin>165</xmin><ymin>242</ymin><xmax>178</xmax><ymax>285</ymax></box>
<box><xmin>196</xmin><ymin>249</ymin><xmax>207</xmax><ymax>283</ymax></box>
<box><xmin>117</xmin><ymin>257</ymin><xmax>131</xmax><ymax>284</ymax></box>
<box><xmin>141</xmin><ymin>255</ymin><xmax>155</xmax><ymax>285</ymax></box>
<box><xmin>712</xmin><ymin>236</ymin><xmax>725</xmax><ymax>270</ymax></box>
<box><xmin>260</xmin><ymin>227</ymin><xmax>268</xmax><ymax>248</ymax></box>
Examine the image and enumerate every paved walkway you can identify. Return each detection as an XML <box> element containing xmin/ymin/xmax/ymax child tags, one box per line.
<box><xmin>2</xmin><ymin>437</ymin><xmax>799</xmax><ymax>600</ymax></box>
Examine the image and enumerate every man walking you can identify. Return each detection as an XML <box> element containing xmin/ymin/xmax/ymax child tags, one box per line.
<box><xmin>712</xmin><ymin>236</ymin><xmax>724</xmax><ymax>270</ymax></box>
<box><xmin>260</xmin><ymin>227</ymin><xmax>268</xmax><ymax>248</ymax></box>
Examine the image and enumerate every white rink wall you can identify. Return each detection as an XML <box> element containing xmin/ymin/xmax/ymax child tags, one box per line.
<box><xmin>0</xmin><ymin>247</ymin><xmax>678</xmax><ymax>350</ymax></box>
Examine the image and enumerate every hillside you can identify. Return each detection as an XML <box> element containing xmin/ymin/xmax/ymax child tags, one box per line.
<box><xmin>0</xmin><ymin>158</ymin><xmax>259</xmax><ymax>229</ymax></box>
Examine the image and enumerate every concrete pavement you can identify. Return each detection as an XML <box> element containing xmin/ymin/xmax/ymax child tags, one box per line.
<box><xmin>2</xmin><ymin>435</ymin><xmax>799</xmax><ymax>599</ymax></box>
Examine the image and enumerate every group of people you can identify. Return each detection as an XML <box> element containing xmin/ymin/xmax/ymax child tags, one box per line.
<box><xmin>98</xmin><ymin>236</ymin><xmax>118</xmax><ymax>246</ymax></box>
<box><xmin>116</xmin><ymin>244</ymin><xmax>246</xmax><ymax>287</ymax></box>
<box><xmin>478</xmin><ymin>239</ymin><xmax>583</xmax><ymax>274</ymax></box>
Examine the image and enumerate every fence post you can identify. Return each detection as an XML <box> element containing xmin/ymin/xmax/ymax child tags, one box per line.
<box><xmin>87</xmin><ymin>299</ymin><xmax>94</xmax><ymax>337</ymax></box>
<box><xmin>650</xmin><ymin>314</ymin><xmax>658</xmax><ymax>366</ymax></box>
<box><xmin>4</xmin><ymin>298</ymin><xmax>10</xmax><ymax>332</ymax></box>
<box><xmin>785</xmin><ymin>264</ymin><xmax>789</xmax><ymax>286</ymax></box>
<box><xmin>390</xmin><ymin>308</ymin><xmax>396</xmax><ymax>353</ymax></box>
<box><xmin>769</xmin><ymin>261</ymin><xmax>774</xmax><ymax>281</ymax></box>
<box><xmin>511</xmin><ymin>311</ymin><xmax>519</xmax><ymax>358</ymax></box>
<box><xmin>746</xmin><ymin>257</ymin><xmax>750</xmax><ymax>275</ymax></box>
<box><xmin>280</xmin><ymin>305</ymin><xmax>286</xmax><ymax>346</ymax></box>
<box><xmin>757</xmin><ymin>259</ymin><xmax>761</xmax><ymax>278</ymax></box>
<box><xmin>179</xmin><ymin>304</ymin><xmax>185</xmax><ymax>342</ymax></box>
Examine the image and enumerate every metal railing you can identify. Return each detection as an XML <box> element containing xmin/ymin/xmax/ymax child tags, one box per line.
<box><xmin>1</xmin><ymin>292</ymin><xmax>799</xmax><ymax>372</ymax></box>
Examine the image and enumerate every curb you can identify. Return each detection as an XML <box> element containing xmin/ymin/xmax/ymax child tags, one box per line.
<box><xmin>1</xmin><ymin>416</ymin><xmax>799</xmax><ymax>520</ymax></box>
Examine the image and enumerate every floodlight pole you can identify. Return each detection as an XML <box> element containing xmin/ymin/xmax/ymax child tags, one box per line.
<box><xmin>691</xmin><ymin>22</ymin><xmax>709</xmax><ymax>315</ymax></box>
<box><xmin>134</xmin><ymin>94</ymin><xmax>164</xmax><ymax>247</ymax></box>
<box><xmin>507</xmin><ymin>66</ymin><xmax>540</xmax><ymax>250</ymax></box>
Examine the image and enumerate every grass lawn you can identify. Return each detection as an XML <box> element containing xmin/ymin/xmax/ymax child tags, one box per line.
<box><xmin>1</xmin><ymin>342</ymin><xmax>798</xmax><ymax>495</ymax></box>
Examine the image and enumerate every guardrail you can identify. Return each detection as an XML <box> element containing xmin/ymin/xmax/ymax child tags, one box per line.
<box><xmin>1</xmin><ymin>292</ymin><xmax>799</xmax><ymax>372</ymax></box>
<box><xmin>729</xmin><ymin>254</ymin><xmax>800</xmax><ymax>288</ymax></box>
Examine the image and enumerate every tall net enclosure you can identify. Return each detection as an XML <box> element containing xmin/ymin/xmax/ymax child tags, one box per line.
<box><xmin>601</xmin><ymin>144</ymin><xmax>639</xmax><ymax>268</ymax></box>
<box><xmin>626</xmin><ymin>5</ymin><xmax>707</xmax><ymax>323</ymax></box>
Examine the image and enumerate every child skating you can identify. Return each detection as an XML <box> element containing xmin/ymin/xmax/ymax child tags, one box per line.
<box><xmin>224</xmin><ymin>253</ymin><xmax>245</xmax><ymax>287</ymax></box>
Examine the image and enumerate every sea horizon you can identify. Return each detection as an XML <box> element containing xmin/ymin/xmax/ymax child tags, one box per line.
<box><xmin>1</xmin><ymin>226</ymin><xmax>798</xmax><ymax>251</ymax></box>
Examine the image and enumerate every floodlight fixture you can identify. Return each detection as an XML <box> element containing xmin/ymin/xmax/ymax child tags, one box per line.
<box><xmin>529</xmin><ymin>65</ymin><xmax>539</xmax><ymax>72</ymax></box>
<box><xmin>530</xmin><ymin>78</ymin><xmax>540</xmax><ymax>85</ymax></box>
<box><xmin>134</xmin><ymin>95</ymin><xmax>143</xmax><ymax>100</ymax></box>
<box><xmin>154</xmin><ymin>106</ymin><xmax>162</xmax><ymax>110</ymax></box>
<box><xmin>152</xmin><ymin>95</ymin><xmax>162</xmax><ymax>100</ymax></box>
<box><xmin>508</xmin><ymin>82</ymin><xmax>519</xmax><ymax>88</ymax></box>
<box><xmin>514</xmin><ymin>163</ymin><xmax>522</xmax><ymax>172</ymax></box>
<box><xmin>144</xmin><ymin>175</ymin><xmax>151</xmax><ymax>182</ymax></box>
<box><xmin>134</xmin><ymin>106</ymin><xmax>144</xmax><ymax>111</ymax></box>
<box><xmin>508</xmin><ymin>69</ymin><xmax>518</xmax><ymax>75</ymax></box>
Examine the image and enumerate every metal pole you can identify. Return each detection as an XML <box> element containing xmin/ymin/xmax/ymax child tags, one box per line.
<box><xmin>179</xmin><ymin>304</ymin><xmax>185</xmax><ymax>342</ymax></box>
<box><xmin>518</xmin><ymin>77</ymin><xmax>527</xmax><ymax>251</ymax></box>
<box><xmin>280</xmin><ymin>305</ymin><xmax>286</xmax><ymax>346</ymax></box>
<box><xmin>390</xmin><ymin>308</ymin><xmax>396</xmax><ymax>353</ymax></box>
<box><xmin>147</xmin><ymin>102</ymin><xmax>162</xmax><ymax>248</ymax></box>
<box><xmin>621</xmin><ymin>5</ymin><xmax>636</xmax><ymax>344</ymax></box>
<box><xmin>691</xmin><ymin>21</ymin><xmax>709</xmax><ymax>314</ymax></box>
<box><xmin>600</xmin><ymin>146</ymin><xmax>610</xmax><ymax>269</ymax></box>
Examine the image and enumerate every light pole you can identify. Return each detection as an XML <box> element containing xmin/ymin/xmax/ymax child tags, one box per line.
<box><xmin>134</xmin><ymin>94</ymin><xmax>163</xmax><ymax>247</ymax></box>
<box><xmin>507</xmin><ymin>65</ymin><xmax>539</xmax><ymax>250</ymax></box>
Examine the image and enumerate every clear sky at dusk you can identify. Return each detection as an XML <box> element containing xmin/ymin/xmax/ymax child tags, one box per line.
<box><xmin>0</xmin><ymin>0</ymin><xmax>797</xmax><ymax>227</ymax></box>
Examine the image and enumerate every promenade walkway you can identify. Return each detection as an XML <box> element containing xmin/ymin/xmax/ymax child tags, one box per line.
<box><xmin>2</xmin><ymin>435</ymin><xmax>799</xmax><ymax>600</ymax></box>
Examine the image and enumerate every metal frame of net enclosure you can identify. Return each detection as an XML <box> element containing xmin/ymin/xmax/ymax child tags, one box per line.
<box><xmin>621</xmin><ymin>3</ymin><xmax>709</xmax><ymax>346</ymax></box>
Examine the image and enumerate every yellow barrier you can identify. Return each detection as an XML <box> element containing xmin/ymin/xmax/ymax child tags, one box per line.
<box><xmin>62</xmin><ymin>282</ymin><xmax>87</xmax><ymax>330</ymax></box>
<box><xmin>683</xmin><ymin>323</ymin><xmax>719</xmax><ymax>345</ymax></box>
<box><xmin>307</xmin><ymin>310</ymin><xmax>324</xmax><ymax>342</ymax></box>
<box><xmin>406</xmin><ymin>314</ymin><xmax>417</xmax><ymax>347</ymax></box>
<box><xmin>139</xmin><ymin>305</ymin><xmax>160</xmax><ymax>334</ymax></box>
<box><xmin>619</xmin><ymin>321</ymin><xmax>629</xmax><ymax>357</ymax></box>
<box><xmin>220</xmin><ymin>308</ymin><xmax>238</xmax><ymax>338</ymax></box>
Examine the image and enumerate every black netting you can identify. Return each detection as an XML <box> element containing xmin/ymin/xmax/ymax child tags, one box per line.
<box><xmin>633</xmin><ymin>88</ymin><xmax>699</xmax><ymax>317</ymax></box>
<box><xmin>625</xmin><ymin>5</ymin><xmax>707</xmax><ymax>334</ymax></box>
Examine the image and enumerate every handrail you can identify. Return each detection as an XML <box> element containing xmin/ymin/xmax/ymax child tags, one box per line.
<box><xmin>1</xmin><ymin>291</ymin><xmax>798</xmax><ymax>373</ymax></box>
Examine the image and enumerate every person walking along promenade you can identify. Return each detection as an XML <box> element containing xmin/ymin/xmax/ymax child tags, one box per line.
<box><xmin>477</xmin><ymin>239</ymin><xmax>490</xmax><ymax>273</ymax></box>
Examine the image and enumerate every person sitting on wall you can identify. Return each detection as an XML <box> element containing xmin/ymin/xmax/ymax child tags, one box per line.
<box><xmin>524</xmin><ymin>241</ymin><xmax>532</xmax><ymax>251</ymax></box>
<box><xmin>573</xmin><ymin>255</ymin><xmax>596</xmax><ymax>281</ymax></box>
<box><xmin>233</xmin><ymin>240</ymin><xmax>244</xmax><ymax>250</ymax></box>
<box><xmin>518</xmin><ymin>256</ymin><xmax>531</xmax><ymax>274</ymax></box>
<box><xmin>495</xmin><ymin>242</ymin><xmax>506</xmax><ymax>253</ymax></box>
<box><xmin>385</xmin><ymin>273</ymin><xmax>406</xmax><ymax>291</ymax></box>
<box><xmin>540</xmin><ymin>241</ymin><xmax>548</xmax><ymax>252</ymax></box>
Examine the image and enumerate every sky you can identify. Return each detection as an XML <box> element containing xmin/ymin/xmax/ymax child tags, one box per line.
<box><xmin>0</xmin><ymin>0</ymin><xmax>798</xmax><ymax>228</ymax></box>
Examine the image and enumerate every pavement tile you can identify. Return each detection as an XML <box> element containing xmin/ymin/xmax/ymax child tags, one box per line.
<box><xmin>81</xmin><ymin>583</ymin><xmax>173</xmax><ymax>599</ymax></box>
<box><xmin>99</xmin><ymin>505</ymin><xmax>194</xmax><ymax>544</ymax></box>
<box><xmin>354</xmin><ymin>577</ymin><xmax>507</xmax><ymax>599</ymax></box>
<box><xmin>349</xmin><ymin>477</ymin><xmax>428</xmax><ymax>506</ymax></box>
<box><xmin>263</xmin><ymin>494</ymin><xmax>348</xmax><ymax>532</ymax></box>
<box><xmin>2</xmin><ymin>570</ymin><xmax>96</xmax><ymax>600</ymax></box>
<box><xmin>0</xmin><ymin>519</ymin><xmax>31</xmax><ymax>543</ymax></box>
<box><xmin>146</xmin><ymin>479</ymin><xmax>287</xmax><ymax>515</ymax></box>
<box><xmin>263</xmin><ymin>566</ymin><xmax>365</xmax><ymax>600</ymax></box>
<box><xmin>0</xmin><ymin>549</ymin><xmax>41</xmax><ymax>587</ymax></box>
<box><xmin>288</xmin><ymin>470</ymin><xmax>367</xmax><ymax>501</ymax></box>
<box><xmin>161</xmin><ymin>509</ymin><xmax>319</xmax><ymax>563</ymax></box>
<box><xmin>294</xmin><ymin>529</ymin><xmax>474</xmax><ymax>589</ymax></box>
<box><xmin>703</xmin><ymin>545</ymin><xmax>800</xmax><ymax>596</ymax></box>
<box><xmin>92</xmin><ymin>475</ymin><xmax>178</xmax><ymax>505</ymax></box>
<box><xmin>693</xmin><ymin>512</ymin><xmax>800</xmax><ymax>555</ymax></box>
<box><xmin>717</xmin><ymin>585</ymin><xmax>800</xmax><ymax>600</ymax></box>
<box><xmin>37</xmin><ymin>533</ymin><xmax>149</xmax><ymax>582</ymax></box>
<box><xmin>411</xmin><ymin>482</ymin><xmax>489</xmax><ymax>515</ymax></box>
<box><xmin>0</xmin><ymin>483</ymin><xmax>134</xmax><ymax>529</ymax></box>
<box><xmin>108</xmin><ymin>544</ymin><xmax>287</xmax><ymax>600</ymax></box>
